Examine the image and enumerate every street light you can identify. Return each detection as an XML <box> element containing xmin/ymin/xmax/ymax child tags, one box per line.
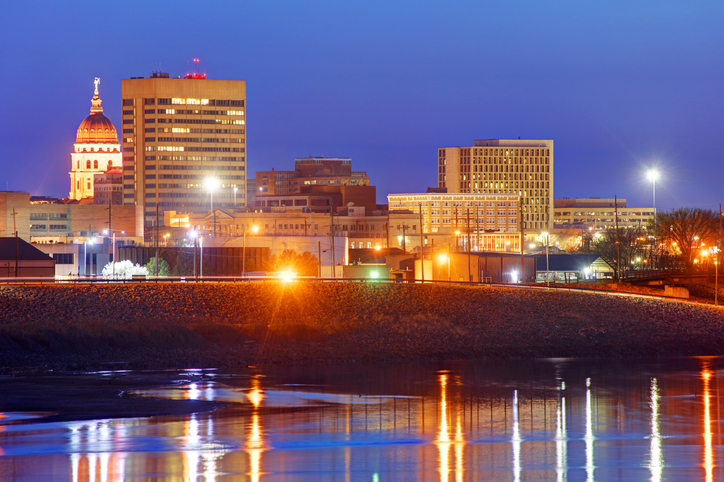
<box><xmin>646</xmin><ymin>169</ymin><xmax>660</xmax><ymax>219</ymax></box>
<box><xmin>711</xmin><ymin>247</ymin><xmax>720</xmax><ymax>306</ymax></box>
<box><xmin>203</xmin><ymin>177</ymin><xmax>220</xmax><ymax>237</ymax></box>
<box><xmin>234</xmin><ymin>187</ymin><xmax>238</xmax><ymax>207</ymax></box>
<box><xmin>438</xmin><ymin>253</ymin><xmax>451</xmax><ymax>283</ymax></box>
<box><xmin>103</xmin><ymin>229</ymin><xmax>125</xmax><ymax>279</ymax></box>
<box><xmin>83</xmin><ymin>237</ymin><xmax>95</xmax><ymax>277</ymax></box>
<box><xmin>242</xmin><ymin>224</ymin><xmax>259</xmax><ymax>277</ymax></box>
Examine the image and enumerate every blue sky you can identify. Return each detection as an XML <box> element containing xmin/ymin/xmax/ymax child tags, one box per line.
<box><xmin>1</xmin><ymin>0</ymin><xmax>722</xmax><ymax>210</ymax></box>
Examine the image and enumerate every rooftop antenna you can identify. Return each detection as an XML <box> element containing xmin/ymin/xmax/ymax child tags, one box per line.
<box><xmin>193</xmin><ymin>58</ymin><xmax>200</xmax><ymax>76</ymax></box>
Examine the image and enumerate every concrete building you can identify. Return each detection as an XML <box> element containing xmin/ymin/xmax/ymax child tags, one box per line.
<box><xmin>388</xmin><ymin>192</ymin><xmax>522</xmax><ymax>252</ymax></box>
<box><xmin>69</xmin><ymin>78</ymin><xmax>122</xmax><ymax>201</ymax></box>
<box><xmin>553</xmin><ymin>198</ymin><xmax>655</xmax><ymax>231</ymax></box>
<box><xmin>121</xmin><ymin>72</ymin><xmax>246</xmax><ymax>227</ymax></box>
<box><xmin>438</xmin><ymin>139</ymin><xmax>553</xmax><ymax>232</ymax></box>
<box><xmin>0</xmin><ymin>192</ymin><xmax>143</xmax><ymax>244</ymax></box>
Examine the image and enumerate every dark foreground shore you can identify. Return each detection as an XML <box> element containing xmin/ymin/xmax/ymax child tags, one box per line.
<box><xmin>1</xmin><ymin>282</ymin><xmax>724</xmax><ymax>373</ymax></box>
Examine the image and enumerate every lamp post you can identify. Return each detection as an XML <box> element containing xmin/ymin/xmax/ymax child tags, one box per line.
<box><xmin>242</xmin><ymin>224</ymin><xmax>259</xmax><ymax>277</ymax></box>
<box><xmin>711</xmin><ymin>247</ymin><xmax>719</xmax><ymax>305</ymax></box>
<box><xmin>646</xmin><ymin>168</ymin><xmax>660</xmax><ymax>268</ymax></box>
<box><xmin>83</xmin><ymin>238</ymin><xmax>95</xmax><ymax>277</ymax></box>
<box><xmin>200</xmin><ymin>236</ymin><xmax>204</xmax><ymax>278</ymax></box>
<box><xmin>203</xmin><ymin>177</ymin><xmax>220</xmax><ymax>237</ymax></box>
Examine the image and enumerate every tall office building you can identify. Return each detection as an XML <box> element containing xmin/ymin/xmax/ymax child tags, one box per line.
<box><xmin>438</xmin><ymin>139</ymin><xmax>553</xmax><ymax>231</ymax></box>
<box><xmin>121</xmin><ymin>72</ymin><xmax>246</xmax><ymax>227</ymax></box>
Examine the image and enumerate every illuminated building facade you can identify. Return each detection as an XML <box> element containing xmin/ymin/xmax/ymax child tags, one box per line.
<box><xmin>69</xmin><ymin>78</ymin><xmax>122</xmax><ymax>201</ymax></box>
<box><xmin>438</xmin><ymin>139</ymin><xmax>553</xmax><ymax>232</ymax></box>
<box><xmin>121</xmin><ymin>72</ymin><xmax>246</xmax><ymax>227</ymax></box>
<box><xmin>553</xmin><ymin>198</ymin><xmax>655</xmax><ymax>231</ymax></box>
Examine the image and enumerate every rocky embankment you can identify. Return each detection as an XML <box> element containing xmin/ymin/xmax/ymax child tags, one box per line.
<box><xmin>1</xmin><ymin>282</ymin><xmax>724</xmax><ymax>373</ymax></box>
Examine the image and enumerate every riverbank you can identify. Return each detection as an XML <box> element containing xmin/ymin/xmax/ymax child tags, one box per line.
<box><xmin>1</xmin><ymin>282</ymin><xmax>724</xmax><ymax>373</ymax></box>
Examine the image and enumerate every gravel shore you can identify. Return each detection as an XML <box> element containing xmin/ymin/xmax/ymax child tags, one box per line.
<box><xmin>1</xmin><ymin>282</ymin><xmax>724</xmax><ymax>373</ymax></box>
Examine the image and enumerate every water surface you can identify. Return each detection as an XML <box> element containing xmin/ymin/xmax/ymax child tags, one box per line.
<box><xmin>0</xmin><ymin>358</ymin><xmax>723</xmax><ymax>481</ymax></box>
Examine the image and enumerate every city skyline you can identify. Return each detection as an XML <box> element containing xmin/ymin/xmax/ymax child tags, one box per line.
<box><xmin>2</xmin><ymin>1</ymin><xmax>722</xmax><ymax>211</ymax></box>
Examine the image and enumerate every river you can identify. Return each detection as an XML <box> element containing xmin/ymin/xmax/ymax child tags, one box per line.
<box><xmin>0</xmin><ymin>358</ymin><xmax>722</xmax><ymax>481</ymax></box>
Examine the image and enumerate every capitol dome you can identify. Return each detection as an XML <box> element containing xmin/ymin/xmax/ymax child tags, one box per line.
<box><xmin>75</xmin><ymin>84</ymin><xmax>119</xmax><ymax>144</ymax></box>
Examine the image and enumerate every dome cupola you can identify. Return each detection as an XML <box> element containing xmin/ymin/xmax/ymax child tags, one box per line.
<box><xmin>75</xmin><ymin>78</ymin><xmax>119</xmax><ymax>144</ymax></box>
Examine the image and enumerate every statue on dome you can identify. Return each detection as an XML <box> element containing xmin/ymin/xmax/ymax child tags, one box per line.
<box><xmin>94</xmin><ymin>77</ymin><xmax>100</xmax><ymax>95</ymax></box>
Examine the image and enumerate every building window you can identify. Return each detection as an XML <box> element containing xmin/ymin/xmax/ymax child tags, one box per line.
<box><xmin>122</xmin><ymin>99</ymin><xmax>133</xmax><ymax>106</ymax></box>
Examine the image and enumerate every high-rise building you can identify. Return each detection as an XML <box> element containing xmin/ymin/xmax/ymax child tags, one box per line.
<box><xmin>69</xmin><ymin>78</ymin><xmax>122</xmax><ymax>201</ymax></box>
<box><xmin>438</xmin><ymin>139</ymin><xmax>553</xmax><ymax>231</ymax></box>
<box><xmin>121</xmin><ymin>72</ymin><xmax>246</xmax><ymax>227</ymax></box>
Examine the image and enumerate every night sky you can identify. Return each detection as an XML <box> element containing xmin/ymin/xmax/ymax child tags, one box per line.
<box><xmin>2</xmin><ymin>1</ymin><xmax>722</xmax><ymax>210</ymax></box>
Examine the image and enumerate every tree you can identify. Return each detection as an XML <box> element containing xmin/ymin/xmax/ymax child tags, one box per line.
<box><xmin>144</xmin><ymin>257</ymin><xmax>171</xmax><ymax>276</ymax></box>
<box><xmin>581</xmin><ymin>227</ymin><xmax>649</xmax><ymax>277</ymax></box>
<box><xmin>266</xmin><ymin>249</ymin><xmax>319</xmax><ymax>277</ymax></box>
<box><xmin>102</xmin><ymin>260</ymin><xmax>149</xmax><ymax>279</ymax></box>
<box><xmin>655</xmin><ymin>208</ymin><xmax>722</xmax><ymax>270</ymax></box>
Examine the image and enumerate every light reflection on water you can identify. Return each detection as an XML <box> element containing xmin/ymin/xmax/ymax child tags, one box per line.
<box><xmin>1</xmin><ymin>359</ymin><xmax>724</xmax><ymax>480</ymax></box>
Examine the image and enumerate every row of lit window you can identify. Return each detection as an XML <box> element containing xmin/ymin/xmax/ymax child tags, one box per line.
<box><xmin>440</xmin><ymin>147</ymin><xmax>550</xmax><ymax>157</ymax></box>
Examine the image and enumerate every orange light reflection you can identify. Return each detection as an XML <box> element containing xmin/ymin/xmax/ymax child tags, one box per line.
<box><xmin>702</xmin><ymin>369</ymin><xmax>714</xmax><ymax>482</ymax></box>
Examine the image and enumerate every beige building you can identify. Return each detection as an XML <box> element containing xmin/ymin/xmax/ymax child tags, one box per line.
<box><xmin>0</xmin><ymin>192</ymin><xmax>143</xmax><ymax>244</ymax></box>
<box><xmin>554</xmin><ymin>198</ymin><xmax>655</xmax><ymax>231</ymax></box>
<box><xmin>121</xmin><ymin>73</ymin><xmax>246</xmax><ymax>228</ymax></box>
<box><xmin>438</xmin><ymin>139</ymin><xmax>553</xmax><ymax>232</ymax></box>
<box><xmin>388</xmin><ymin>192</ymin><xmax>522</xmax><ymax>252</ymax></box>
<box><xmin>69</xmin><ymin>78</ymin><xmax>122</xmax><ymax>201</ymax></box>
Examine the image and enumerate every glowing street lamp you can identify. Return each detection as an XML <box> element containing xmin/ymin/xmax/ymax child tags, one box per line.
<box><xmin>242</xmin><ymin>224</ymin><xmax>259</xmax><ymax>278</ymax></box>
<box><xmin>438</xmin><ymin>253</ymin><xmax>451</xmax><ymax>283</ymax></box>
<box><xmin>203</xmin><ymin>177</ymin><xmax>220</xmax><ymax>237</ymax></box>
<box><xmin>234</xmin><ymin>186</ymin><xmax>238</xmax><ymax>207</ymax></box>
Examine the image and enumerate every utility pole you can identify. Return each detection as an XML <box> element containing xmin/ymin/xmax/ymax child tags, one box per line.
<box><xmin>615</xmin><ymin>195</ymin><xmax>621</xmax><ymax>283</ymax></box>
<box><xmin>402</xmin><ymin>224</ymin><xmax>407</xmax><ymax>254</ymax></box>
<box><xmin>474</xmin><ymin>205</ymin><xmax>479</xmax><ymax>252</ymax></box>
<box><xmin>385</xmin><ymin>222</ymin><xmax>390</xmax><ymax>257</ymax></box>
<box><xmin>419</xmin><ymin>203</ymin><xmax>425</xmax><ymax>283</ymax></box>
<box><xmin>466</xmin><ymin>208</ymin><xmax>471</xmax><ymax>282</ymax></box>
<box><xmin>520</xmin><ymin>202</ymin><xmax>525</xmax><ymax>283</ymax></box>
<box><xmin>330</xmin><ymin>210</ymin><xmax>336</xmax><ymax>279</ymax></box>
<box><xmin>155</xmin><ymin>203</ymin><xmax>160</xmax><ymax>277</ymax></box>
<box><xmin>12</xmin><ymin>208</ymin><xmax>18</xmax><ymax>278</ymax></box>
<box><xmin>318</xmin><ymin>241</ymin><xmax>322</xmax><ymax>279</ymax></box>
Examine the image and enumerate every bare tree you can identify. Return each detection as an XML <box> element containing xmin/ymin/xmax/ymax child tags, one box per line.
<box><xmin>655</xmin><ymin>208</ymin><xmax>721</xmax><ymax>271</ymax></box>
